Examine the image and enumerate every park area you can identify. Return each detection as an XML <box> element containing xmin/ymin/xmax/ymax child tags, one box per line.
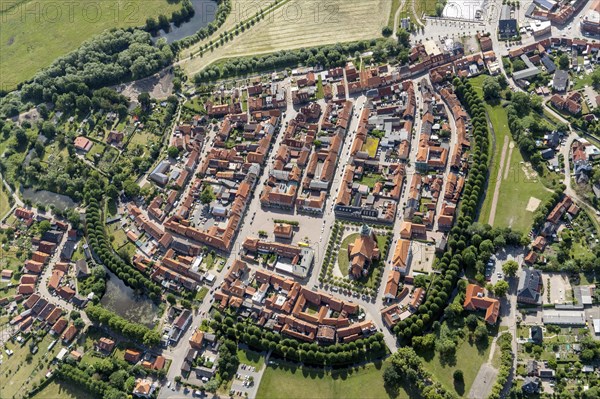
<box><xmin>181</xmin><ymin>0</ymin><xmax>391</xmax><ymax>77</ymax></box>
<box><xmin>0</xmin><ymin>0</ymin><xmax>181</xmax><ymax>90</ymax></box>
<box><xmin>471</xmin><ymin>76</ymin><xmax>552</xmax><ymax>234</ymax></box>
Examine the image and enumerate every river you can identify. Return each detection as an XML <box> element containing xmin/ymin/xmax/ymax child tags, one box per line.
<box><xmin>21</xmin><ymin>188</ymin><xmax>77</xmax><ymax>211</ymax></box>
<box><xmin>154</xmin><ymin>0</ymin><xmax>218</xmax><ymax>44</ymax></box>
<box><xmin>100</xmin><ymin>270</ymin><xmax>160</xmax><ymax>328</ymax></box>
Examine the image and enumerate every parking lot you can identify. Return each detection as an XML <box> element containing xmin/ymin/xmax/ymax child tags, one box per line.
<box><xmin>542</xmin><ymin>272</ymin><xmax>572</xmax><ymax>305</ymax></box>
<box><xmin>230</xmin><ymin>363</ymin><xmax>261</xmax><ymax>398</ymax></box>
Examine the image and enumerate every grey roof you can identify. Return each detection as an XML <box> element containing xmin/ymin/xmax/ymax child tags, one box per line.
<box><xmin>553</xmin><ymin>70</ymin><xmax>569</xmax><ymax>91</ymax></box>
<box><xmin>541</xmin><ymin>55</ymin><xmax>556</xmax><ymax>73</ymax></box>
<box><xmin>517</xmin><ymin>268</ymin><xmax>542</xmax><ymax>303</ymax></box>
<box><xmin>542</xmin><ymin>310</ymin><xmax>586</xmax><ymax>326</ymax></box>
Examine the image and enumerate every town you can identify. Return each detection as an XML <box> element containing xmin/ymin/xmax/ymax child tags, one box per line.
<box><xmin>2</xmin><ymin>0</ymin><xmax>600</xmax><ymax>398</ymax></box>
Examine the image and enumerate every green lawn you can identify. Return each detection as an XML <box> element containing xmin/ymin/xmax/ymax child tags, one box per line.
<box><xmin>418</xmin><ymin>326</ymin><xmax>493</xmax><ymax>398</ymax></box>
<box><xmin>471</xmin><ymin>75</ymin><xmax>553</xmax><ymax>233</ymax></box>
<box><xmin>573</xmin><ymin>67</ymin><xmax>596</xmax><ymax>90</ymax></box>
<box><xmin>237</xmin><ymin>348</ymin><xmax>265</xmax><ymax>369</ymax></box>
<box><xmin>337</xmin><ymin>233</ymin><xmax>359</xmax><ymax>276</ymax></box>
<box><xmin>0</xmin><ymin>0</ymin><xmax>181</xmax><ymax>90</ymax></box>
<box><xmin>2</xmin><ymin>334</ymin><xmax>64</xmax><ymax>399</ymax></box>
<box><xmin>195</xmin><ymin>286</ymin><xmax>209</xmax><ymax>302</ymax></box>
<box><xmin>0</xmin><ymin>187</ymin><xmax>11</xmax><ymax>219</ymax></box>
<box><xmin>316</xmin><ymin>76</ymin><xmax>325</xmax><ymax>100</ymax></box>
<box><xmin>358</xmin><ymin>173</ymin><xmax>382</xmax><ymax>189</ymax></box>
<box><xmin>256</xmin><ymin>359</ymin><xmax>405</xmax><ymax>399</ymax></box>
<box><xmin>493</xmin><ymin>144</ymin><xmax>553</xmax><ymax>233</ymax></box>
<box><xmin>32</xmin><ymin>380</ymin><xmax>90</xmax><ymax>399</ymax></box>
<box><xmin>388</xmin><ymin>0</ymin><xmax>401</xmax><ymax>28</ymax></box>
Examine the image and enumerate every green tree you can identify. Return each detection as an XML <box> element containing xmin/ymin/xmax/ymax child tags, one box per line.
<box><xmin>167</xmin><ymin>146</ymin><xmax>180</xmax><ymax>159</ymax></box>
<box><xmin>558</xmin><ymin>53</ymin><xmax>570</xmax><ymax>70</ymax></box>
<box><xmin>38</xmin><ymin>220</ymin><xmax>52</xmax><ymax>234</ymax></box>
<box><xmin>493</xmin><ymin>280</ymin><xmax>509</xmax><ymax>297</ymax></box>
<box><xmin>502</xmin><ymin>260</ymin><xmax>519</xmax><ymax>277</ymax></box>
<box><xmin>200</xmin><ymin>185</ymin><xmax>215</xmax><ymax>204</ymax></box>
<box><xmin>482</xmin><ymin>76</ymin><xmax>501</xmax><ymax>101</ymax></box>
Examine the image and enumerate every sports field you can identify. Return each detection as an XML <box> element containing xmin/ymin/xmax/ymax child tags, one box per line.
<box><xmin>0</xmin><ymin>0</ymin><xmax>180</xmax><ymax>90</ymax></box>
<box><xmin>181</xmin><ymin>0</ymin><xmax>390</xmax><ymax>77</ymax></box>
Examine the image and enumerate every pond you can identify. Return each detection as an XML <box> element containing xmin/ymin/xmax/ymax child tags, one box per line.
<box><xmin>21</xmin><ymin>188</ymin><xmax>77</xmax><ymax>211</ymax></box>
<box><xmin>100</xmin><ymin>269</ymin><xmax>160</xmax><ymax>328</ymax></box>
<box><xmin>154</xmin><ymin>0</ymin><xmax>218</xmax><ymax>44</ymax></box>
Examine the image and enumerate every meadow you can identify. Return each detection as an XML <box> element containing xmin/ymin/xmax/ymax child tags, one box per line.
<box><xmin>0</xmin><ymin>0</ymin><xmax>180</xmax><ymax>90</ymax></box>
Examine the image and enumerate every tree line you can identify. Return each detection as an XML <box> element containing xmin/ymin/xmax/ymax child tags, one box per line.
<box><xmin>211</xmin><ymin>312</ymin><xmax>387</xmax><ymax>366</ymax></box>
<box><xmin>86</xmin><ymin>304</ymin><xmax>161</xmax><ymax>347</ymax></box>
<box><xmin>85</xmin><ymin>195</ymin><xmax>162</xmax><ymax>300</ymax></box>
<box><xmin>393</xmin><ymin>77</ymin><xmax>496</xmax><ymax>342</ymax></box>
<box><xmin>194</xmin><ymin>39</ymin><xmax>409</xmax><ymax>84</ymax></box>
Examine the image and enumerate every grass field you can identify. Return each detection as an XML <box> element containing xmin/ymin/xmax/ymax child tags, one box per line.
<box><xmin>0</xmin><ymin>187</ymin><xmax>11</xmax><ymax>219</ymax></box>
<box><xmin>181</xmin><ymin>0</ymin><xmax>390</xmax><ymax>77</ymax></box>
<box><xmin>2</xmin><ymin>334</ymin><xmax>64</xmax><ymax>399</ymax></box>
<box><xmin>237</xmin><ymin>348</ymin><xmax>265</xmax><ymax>369</ymax></box>
<box><xmin>471</xmin><ymin>76</ymin><xmax>552</xmax><ymax>233</ymax></box>
<box><xmin>0</xmin><ymin>0</ymin><xmax>181</xmax><ymax>90</ymax></box>
<box><xmin>337</xmin><ymin>233</ymin><xmax>359</xmax><ymax>276</ymax></box>
<box><xmin>32</xmin><ymin>380</ymin><xmax>89</xmax><ymax>399</ymax></box>
<box><xmin>256</xmin><ymin>360</ymin><xmax>407</xmax><ymax>399</ymax></box>
<box><xmin>420</xmin><ymin>334</ymin><xmax>492</xmax><ymax>397</ymax></box>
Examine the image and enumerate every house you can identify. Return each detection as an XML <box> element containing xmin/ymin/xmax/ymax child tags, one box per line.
<box><xmin>553</xmin><ymin>70</ymin><xmax>569</xmax><ymax>92</ymax></box>
<box><xmin>498</xmin><ymin>5</ymin><xmax>517</xmax><ymax>39</ymax></box>
<box><xmin>526</xmin><ymin>360</ymin><xmax>539</xmax><ymax>376</ymax></box>
<box><xmin>74</xmin><ymin>136</ymin><xmax>93</xmax><ymax>152</ymax></box>
<box><xmin>95</xmin><ymin>337</ymin><xmax>115</xmax><ymax>354</ymax></box>
<box><xmin>133</xmin><ymin>378</ymin><xmax>156</xmax><ymax>398</ymax></box>
<box><xmin>273</xmin><ymin>223</ymin><xmax>293</xmax><ymax>239</ymax></box>
<box><xmin>517</xmin><ymin>269</ymin><xmax>543</xmax><ymax>304</ymax></box>
<box><xmin>522</xmin><ymin>377</ymin><xmax>540</xmax><ymax>395</ymax></box>
<box><xmin>347</xmin><ymin>225</ymin><xmax>380</xmax><ymax>279</ymax></box>
<box><xmin>463</xmin><ymin>284</ymin><xmax>500</xmax><ymax>324</ymax></box>
<box><xmin>61</xmin><ymin>324</ymin><xmax>78</xmax><ymax>343</ymax></box>
<box><xmin>530</xmin><ymin>326</ymin><xmax>543</xmax><ymax>344</ymax></box>
<box><xmin>75</xmin><ymin>259</ymin><xmax>90</xmax><ymax>278</ymax></box>
<box><xmin>124</xmin><ymin>349</ymin><xmax>142</xmax><ymax>363</ymax></box>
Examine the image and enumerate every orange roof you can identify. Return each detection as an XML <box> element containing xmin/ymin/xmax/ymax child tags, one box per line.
<box><xmin>463</xmin><ymin>284</ymin><xmax>500</xmax><ymax>324</ymax></box>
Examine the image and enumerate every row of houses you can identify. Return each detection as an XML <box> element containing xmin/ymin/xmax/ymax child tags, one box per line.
<box><xmin>213</xmin><ymin>260</ymin><xmax>377</xmax><ymax>344</ymax></box>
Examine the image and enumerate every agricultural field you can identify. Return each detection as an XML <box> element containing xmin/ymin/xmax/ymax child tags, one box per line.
<box><xmin>0</xmin><ymin>0</ymin><xmax>181</xmax><ymax>90</ymax></box>
<box><xmin>181</xmin><ymin>0</ymin><xmax>390</xmax><ymax>77</ymax></box>
<box><xmin>256</xmin><ymin>359</ymin><xmax>408</xmax><ymax>399</ymax></box>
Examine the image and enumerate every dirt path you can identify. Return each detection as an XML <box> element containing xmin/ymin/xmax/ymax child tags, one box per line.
<box><xmin>488</xmin><ymin>137</ymin><xmax>509</xmax><ymax>226</ymax></box>
<box><xmin>503</xmin><ymin>142</ymin><xmax>514</xmax><ymax>180</ymax></box>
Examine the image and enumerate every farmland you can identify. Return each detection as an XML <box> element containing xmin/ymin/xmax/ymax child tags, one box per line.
<box><xmin>181</xmin><ymin>0</ymin><xmax>390</xmax><ymax>77</ymax></box>
<box><xmin>0</xmin><ymin>0</ymin><xmax>181</xmax><ymax>90</ymax></box>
